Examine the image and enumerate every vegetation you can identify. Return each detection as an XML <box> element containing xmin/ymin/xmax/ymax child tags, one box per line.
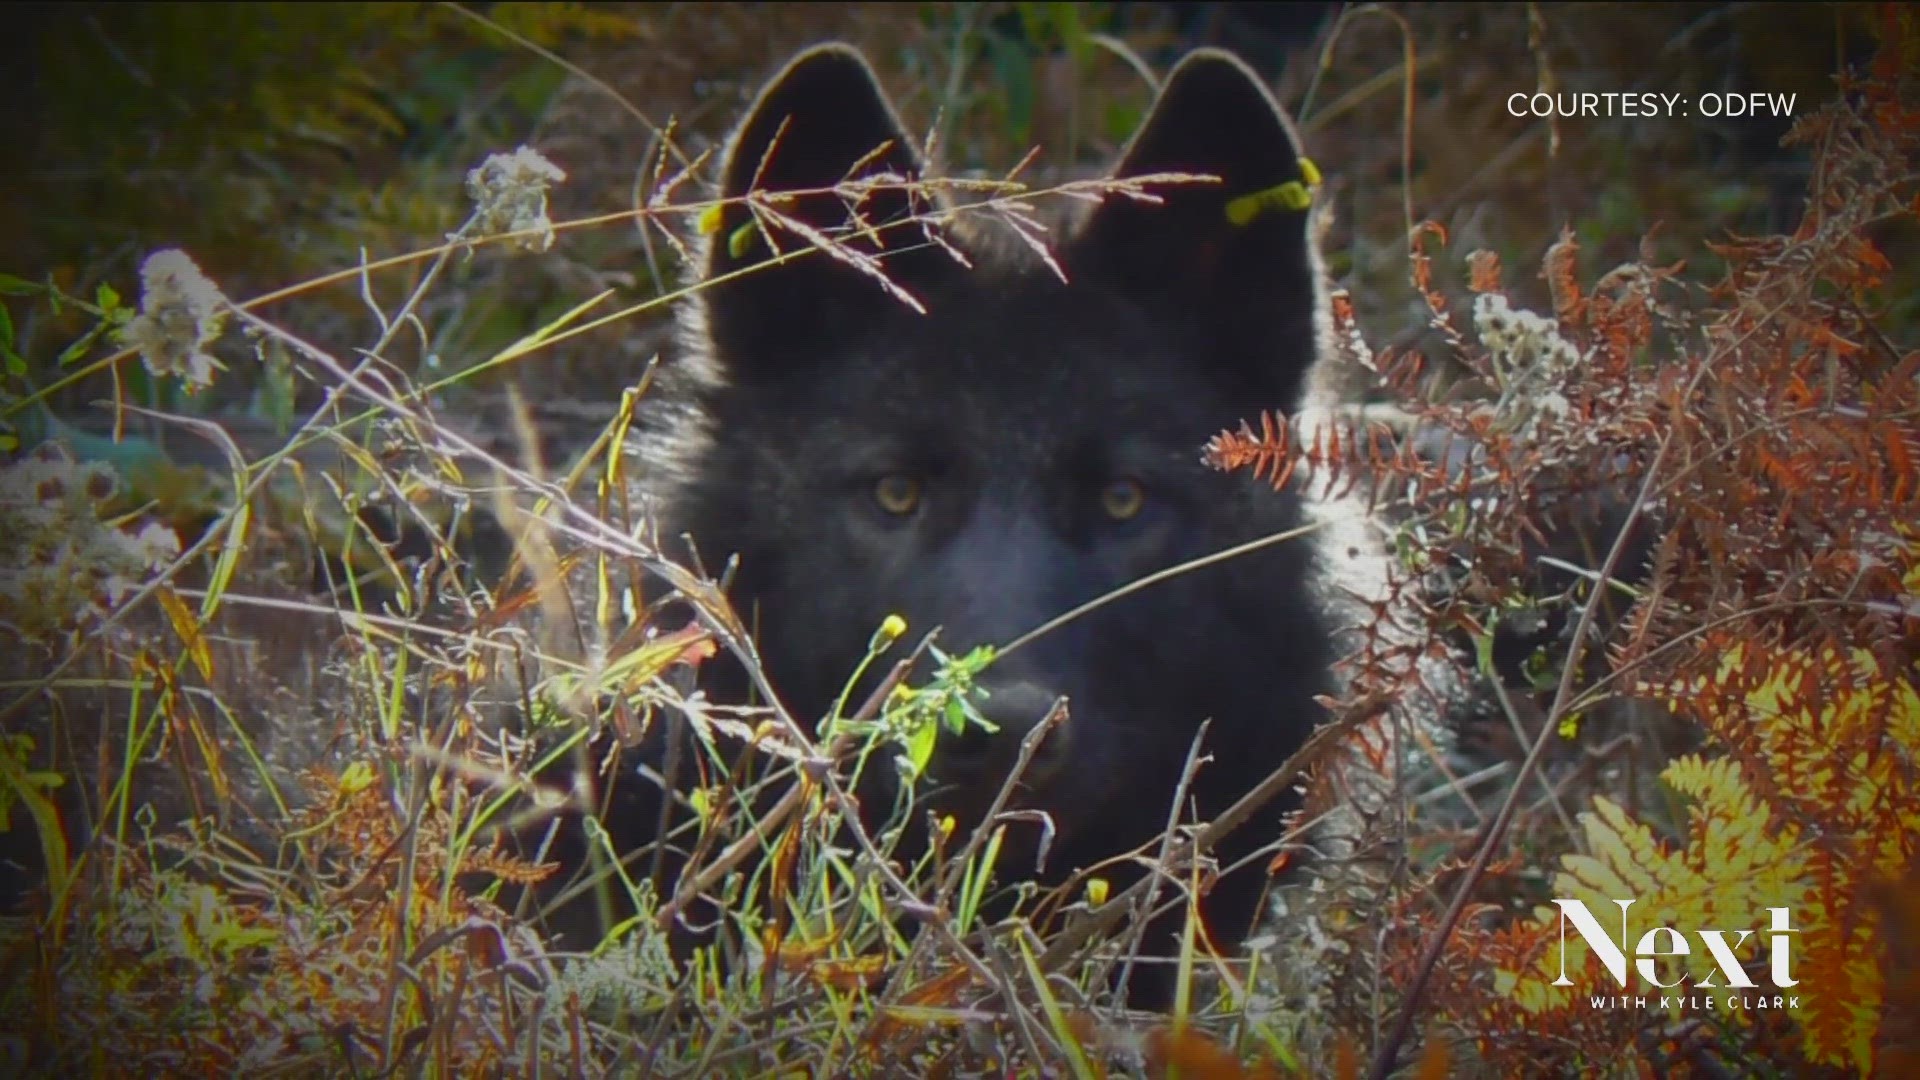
<box><xmin>2</xmin><ymin>3</ymin><xmax>1915</xmax><ymax>1076</ymax></box>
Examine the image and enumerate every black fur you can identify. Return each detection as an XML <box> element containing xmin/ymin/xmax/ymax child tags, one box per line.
<box><xmin>591</xmin><ymin>43</ymin><xmax>1339</xmax><ymax>1009</ymax></box>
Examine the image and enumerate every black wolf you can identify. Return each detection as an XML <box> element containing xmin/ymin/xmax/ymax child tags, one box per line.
<box><xmin>591</xmin><ymin>43</ymin><xmax>1341</xmax><ymax>1008</ymax></box>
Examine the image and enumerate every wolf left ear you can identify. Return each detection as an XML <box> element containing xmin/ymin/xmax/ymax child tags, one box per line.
<box><xmin>1071</xmin><ymin>50</ymin><xmax>1325</xmax><ymax>407</ymax></box>
<box><xmin>699</xmin><ymin>44</ymin><xmax>949</xmax><ymax>382</ymax></box>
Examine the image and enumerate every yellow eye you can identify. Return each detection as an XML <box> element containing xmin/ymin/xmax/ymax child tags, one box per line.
<box><xmin>1101</xmin><ymin>478</ymin><xmax>1145</xmax><ymax>521</ymax></box>
<box><xmin>874</xmin><ymin>475</ymin><xmax>922</xmax><ymax>516</ymax></box>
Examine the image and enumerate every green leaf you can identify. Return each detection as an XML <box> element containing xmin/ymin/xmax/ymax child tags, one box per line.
<box><xmin>0</xmin><ymin>274</ymin><xmax>40</xmax><ymax>296</ymax></box>
<box><xmin>260</xmin><ymin>342</ymin><xmax>296</xmax><ymax>436</ymax></box>
<box><xmin>0</xmin><ymin>303</ymin><xmax>24</xmax><ymax>377</ymax></box>
<box><xmin>96</xmin><ymin>282</ymin><xmax>122</xmax><ymax>314</ymax></box>
<box><xmin>905</xmin><ymin>712</ymin><xmax>937</xmax><ymax>779</ymax></box>
<box><xmin>205</xmin><ymin>919</ymin><xmax>279</xmax><ymax>956</ymax></box>
<box><xmin>1524</xmin><ymin>646</ymin><xmax>1555</xmax><ymax>690</ymax></box>
<box><xmin>56</xmin><ymin>322</ymin><xmax>108</xmax><ymax>367</ymax></box>
<box><xmin>943</xmin><ymin>695</ymin><xmax>968</xmax><ymax>737</ymax></box>
<box><xmin>1473</xmin><ymin>625</ymin><xmax>1497</xmax><ymax>680</ymax></box>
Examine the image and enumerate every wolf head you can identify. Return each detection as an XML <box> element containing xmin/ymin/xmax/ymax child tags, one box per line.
<box><xmin>655</xmin><ymin>43</ymin><xmax>1337</xmax><ymax>982</ymax></box>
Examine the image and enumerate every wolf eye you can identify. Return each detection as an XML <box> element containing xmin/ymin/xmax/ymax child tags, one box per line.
<box><xmin>1100</xmin><ymin>478</ymin><xmax>1145</xmax><ymax>521</ymax></box>
<box><xmin>873</xmin><ymin>474</ymin><xmax>923</xmax><ymax>516</ymax></box>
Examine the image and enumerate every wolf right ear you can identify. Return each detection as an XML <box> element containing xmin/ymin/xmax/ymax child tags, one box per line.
<box><xmin>699</xmin><ymin>44</ymin><xmax>949</xmax><ymax>381</ymax></box>
<box><xmin>1070</xmin><ymin>50</ymin><xmax>1326</xmax><ymax>408</ymax></box>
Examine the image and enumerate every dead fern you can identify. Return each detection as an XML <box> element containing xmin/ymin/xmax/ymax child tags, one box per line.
<box><xmin>1209</xmin><ymin>7</ymin><xmax>1920</xmax><ymax>1075</ymax></box>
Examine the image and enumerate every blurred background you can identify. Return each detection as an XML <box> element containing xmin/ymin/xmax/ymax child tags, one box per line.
<box><xmin>0</xmin><ymin>2</ymin><xmax>1898</xmax><ymax>458</ymax></box>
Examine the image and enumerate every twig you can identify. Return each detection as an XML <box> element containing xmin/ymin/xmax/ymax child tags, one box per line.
<box><xmin>1036</xmin><ymin>691</ymin><xmax>1390</xmax><ymax>975</ymax></box>
<box><xmin>1113</xmin><ymin>719</ymin><xmax>1212</xmax><ymax>998</ymax></box>
<box><xmin>1363</xmin><ymin>275</ymin><xmax>1821</xmax><ymax>1080</ymax></box>
<box><xmin>933</xmin><ymin>697</ymin><xmax>1070</xmax><ymax>905</ymax></box>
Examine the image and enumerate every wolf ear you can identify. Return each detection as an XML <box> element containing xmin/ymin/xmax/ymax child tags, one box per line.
<box><xmin>1071</xmin><ymin>50</ymin><xmax>1325</xmax><ymax>406</ymax></box>
<box><xmin>700</xmin><ymin>44</ymin><xmax>947</xmax><ymax>380</ymax></box>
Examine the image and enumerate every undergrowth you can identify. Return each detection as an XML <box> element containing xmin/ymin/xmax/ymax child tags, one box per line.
<box><xmin>1</xmin><ymin>4</ymin><xmax>1917</xmax><ymax>1079</ymax></box>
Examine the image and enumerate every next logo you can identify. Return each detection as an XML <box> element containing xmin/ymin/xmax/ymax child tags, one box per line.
<box><xmin>1549</xmin><ymin>898</ymin><xmax>1799</xmax><ymax>990</ymax></box>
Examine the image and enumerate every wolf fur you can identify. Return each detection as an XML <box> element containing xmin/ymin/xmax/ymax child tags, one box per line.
<box><xmin>584</xmin><ymin>42</ymin><xmax>1357</xmax><ymax>1010</ymax></box>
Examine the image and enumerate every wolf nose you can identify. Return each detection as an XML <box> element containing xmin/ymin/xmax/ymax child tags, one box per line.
<box><xmin>941</xmin><ymin>681</ymin><xmax>1071</xmax><ymax>783</ymax></box>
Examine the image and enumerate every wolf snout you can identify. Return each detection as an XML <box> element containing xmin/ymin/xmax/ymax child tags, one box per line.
<box><xmin>939</xmin><ymin>681</ymin><xmax>1072</xmax><ymax>785</ymax></box>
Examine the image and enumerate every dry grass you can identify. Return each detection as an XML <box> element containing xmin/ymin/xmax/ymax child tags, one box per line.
<box><xmin>2</xmin><ymin>4</ymin><xmax>1916</xmax><ymax>1078</ymax></box>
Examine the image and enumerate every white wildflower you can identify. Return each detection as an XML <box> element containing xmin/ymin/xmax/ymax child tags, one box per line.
<box><xmin>466</xmin><ymin>146</ymin><xmax>568</xmax><ymax>252</ymax></box>
<box><xmin>1474</xmin><ymin>292</ymin><xmax>1582</xmax><ymax>376</ymax></box>
<box><xmin>0</xmin><ymin>444</ymin><xmax>181</xmax><ymax>643</ymax></box>
<box><xmin>117</xmin><ymin>249</ymin><xmax>230</xmax><ymax>390</ymax></box>
<box><xmin>1473</xmin><ymin>292</ymin><xmax>1584</xmax><ymax>439</ymax></box>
